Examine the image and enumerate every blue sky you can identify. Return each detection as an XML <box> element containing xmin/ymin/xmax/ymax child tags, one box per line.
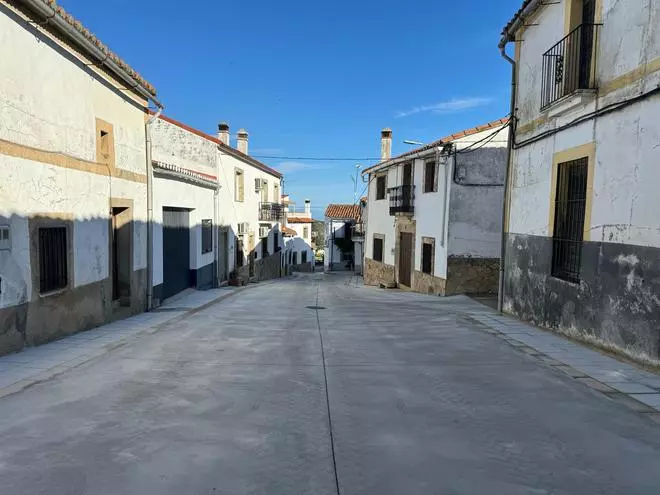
<box><xmin>60</xmin><ymin>0</ymin><xmax>521</xmax><ymax>218</ymax></box>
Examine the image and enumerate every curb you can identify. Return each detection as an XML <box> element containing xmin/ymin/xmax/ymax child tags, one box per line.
<box><xmin>0</xmin><ymin>282</ymin><xmax>262</xmax><ymax>399</ymax></box>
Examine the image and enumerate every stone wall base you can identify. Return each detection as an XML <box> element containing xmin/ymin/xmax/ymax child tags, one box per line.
<box><xmin>446</xmin><ymin>257</ymin><xmax>499</xmax><ymax>295</ymax></box>
<box><xmin>412</xmin><ymin>270</ymin><xmax>447</xmax><ymax>296</ymax></box>
<box><xmin>364</xmin><ymin>258</ymin><xmax>395</xmax><ymax>286</ymax></box>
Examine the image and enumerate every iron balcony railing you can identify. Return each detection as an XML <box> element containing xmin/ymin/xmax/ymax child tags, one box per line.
<box><xmin>388</xmin><ymin>185</ymin><xmax>415</xmax><ymax>216</ymax></box>
<box><xmin>258</xmin><ymin>202</ymin><xmax>285</xmax><ymax>222</ymax></box>
<box><xmin>351</xmin><ymin>222</ymin><xmax>365</xmax><ymax>238</ymax></box>
<box><xmin>541</xmin><ymin>24</ymin><xmax>600</xmax><ymax>109</ymax></box>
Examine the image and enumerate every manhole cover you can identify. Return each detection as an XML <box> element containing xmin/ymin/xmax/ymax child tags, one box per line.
<box><xmin>306</xmin><ymin>305</ymin><xmax>327</xmax><ymax>310</ymax></box>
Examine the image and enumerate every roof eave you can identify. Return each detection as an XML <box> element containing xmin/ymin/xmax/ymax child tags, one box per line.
<box><xmin>499</xmin><ymin>0</ymin><xmax>544</xmax><ymax>49</ymax></box>
<box><xmin>361</xmin><ymin>146</ymin><xmax>439</xmax><ymax>176</ymax></box>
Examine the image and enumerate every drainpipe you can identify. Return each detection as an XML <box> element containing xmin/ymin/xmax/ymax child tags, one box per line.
<box><xmin>497</xmin><ymin>42</ymin><xmax>517</xmax><ymax>313</ymax></box>
<box><xmin>146</xmin><ymin>105</ymin><xmax>163</xmax><ymax>311</ymax></box>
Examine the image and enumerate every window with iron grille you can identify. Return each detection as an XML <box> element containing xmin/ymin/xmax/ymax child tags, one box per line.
<box><xmin>551</xmin><ymin>157</ymin><xmax>588</xmax><ymax>283</ymax></box>
<box><xmin>39</xmin><ymin>227</ymin><xmax>68</xmax><ymax>293</ymax></box>
<box><xmin>376</xmin><ymin>175</ymin><xmax>387</xmax><ymax>200</ymax></box>
<box><xmin>421</xmin><ymin>238</ymin><xmax>434</xmax><ymax>275</ymax></box>
<box><xmin>201</xmin><ymin>219</ymin><xmax>212</xmax><ymax>254</ymax></box>
<box><xmin>373</xmin><ymin>236</ymin><xmax>384</xmax><ymax>262</ymax></box>
<box><xmin>424</xmin><ymin>161</ymin><xmax>436</xmax><ymax>193</ymax></box>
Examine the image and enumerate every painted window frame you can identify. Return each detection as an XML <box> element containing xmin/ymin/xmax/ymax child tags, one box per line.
<box><xmin>375</xmin><ymin>174</ymin><xmax>387</xmax><ymax>200</ymax></box>
<box><xmin>234</xmin><ymin>168</ymin><xmax>245</xmax><ymax>202</ymax></box>
<box><xmin>423</xmin><ymin>160</ymin><xmax>437</xmax><ymax>193</ymax></box>
<box><xmin>372</xmin><ymin>233</ymin><xmax>385</xmax><ymax>262</ymax></box>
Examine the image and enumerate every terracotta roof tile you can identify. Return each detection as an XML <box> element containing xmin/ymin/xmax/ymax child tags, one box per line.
<box><xmin>363</xmin><ymin>117</ymin><xmax>509</xmax><ymax>174</ymax></box>
<box><xmin>324</xmin><ymin>204</ymin><xmax>361</xmax><ymax>220</ymax></box>
<box><xmin>282</xmin><ymin>226</ymin><xmax>297</xmax><ymax>236</ymax></box>
<box><xmin>286</xmin><ymin>216</ymin><xmax>312</xmax><ymax>224</ymax></box>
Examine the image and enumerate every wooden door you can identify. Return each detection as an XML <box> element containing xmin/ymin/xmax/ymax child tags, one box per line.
<box><xmin>398</xmin><ymin>232</ymin><xmax>413</xmax><ymax>287</ymax></box>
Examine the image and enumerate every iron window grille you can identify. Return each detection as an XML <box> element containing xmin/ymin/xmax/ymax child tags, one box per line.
<box><xmin>201</xmin><ymin>219</ymin><xmax>213</xmax><ymax>254</ymax></box>
<box><xmin>39</xmin><ymin>226</ymin><xmax>68</xmax><ymax>293</ymax></box>
<box><xmin>541</xmin><ymin>23</ymin><xmax>600</xmax><ymax>109</ymax></box>
<box><xmin>388</xmin><ymin>185</ymin><xmax>415</xmax><ymax>215</ymax></box>
<box><xmin>551</xmin><ymin>157</ymin><xmax>588</xmax><ymax>283</ymax></box>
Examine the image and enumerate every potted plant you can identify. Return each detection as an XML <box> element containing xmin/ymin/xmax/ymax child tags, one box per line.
<box><xmin>228</xmin><ymin>269</ymin><xmax>241</xmax><ymax>286</ymax></box>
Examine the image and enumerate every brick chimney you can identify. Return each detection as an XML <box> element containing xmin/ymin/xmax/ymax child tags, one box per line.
<box><xmin>304</xmin><ymin>199</ymin><xmax>311</xmax><ymax>217</ymax></box>
<box><xmin>218</xmin><ymin>122</ymin><xmax>230</xmax><ymax>146</ymax></box>
<box><xmin>237</xmin><ymin>129</ymin><xmax>248</xmax><ymax>155</ymax></box>
<box><xmin>381</xmin><ymin>128</ymin><xmax>392</xmax><ymax>161</ymax></box>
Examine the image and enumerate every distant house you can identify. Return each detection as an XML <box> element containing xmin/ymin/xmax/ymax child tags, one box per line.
<box><xmin>324</xmin><ymin>204</ymin><xmax>361</xmax><ymax>272</ymax></box>
<box><xmin>362</xmin><ymin>120</ymin><xmax>509</xmax><ymax>294</ymax></box>
<box><xmin>283</xmin><ymin>197</ymin><xmax>313</xmax><ymax>271</ymax></box>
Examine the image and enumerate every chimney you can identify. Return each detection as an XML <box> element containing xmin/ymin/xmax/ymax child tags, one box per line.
<box><xmin>381</xmin><ymin>128</ymin><xmax>392</xmax><ymax>161</ymax></box>
<box><xmin>217</xmin><ymin>122</ymin><xmax>230</xmax><ymax>145</ymax></box>
<box><xmin>304</xmin><ymin>199</ymin><xmax>311</xmax><ymax>217</ymax></box>
<box><xmin>237</xmin><ymin>129</ymin><xmax>248</xmax><ymax>155</ymax></box>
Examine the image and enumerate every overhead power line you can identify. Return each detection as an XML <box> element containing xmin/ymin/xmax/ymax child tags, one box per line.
<box><xmin>252</xmin><ymin>155</ymin><xmax>382</xmax><ymax>161</ymax></box>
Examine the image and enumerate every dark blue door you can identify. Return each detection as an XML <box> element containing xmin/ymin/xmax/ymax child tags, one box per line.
<box><xmin>162</xmin><ymin>208</ymin><xmax>191</xmax><ymax>300</ymax></box>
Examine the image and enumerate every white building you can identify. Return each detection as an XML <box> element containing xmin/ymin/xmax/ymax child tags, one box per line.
<box><xmin>499</xmin><ymin>0</ymin><xmax>660</xmax><ymax>362</ymax></box>
<box><xmin>284</xmin><ymin>198</ymin><xmax>314</xmax><ymax>271</ymax></box>
<box><xmin>324</xmin><ymin>204</ymin><xmax>361</xmax><ymax>272</ymax></box>
<box><xmin>150</xmin><ymin>115</ymin><xmax>221</xmax><ymax>304</ymax></box>
<box><xmin>362</xmin><ymin>121</ymin><xmax>509</xmax><ymax>294</ymax></box>
<box><xmin>0</xmin><ymin>0</ymin><xmax>159</xmax><ymax>355</ymax></box>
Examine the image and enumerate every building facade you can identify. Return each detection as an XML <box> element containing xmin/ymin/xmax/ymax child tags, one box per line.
<box><xmin>150</xmin><ymin>115</ymin><xmax>220</xmax><ymax>304</ymax></box>
<box><xmin>363</xmin><ymin>121</ymin><xmax>509</xmax><ymax>294</ymax></box>
<box><xmin>500</xmin><ymin>0</ymin><xmax>660</xmax><ymax>361</ymax></box>
<box><xmin>0</xmin><ymin>0</ymin><xmax>158</xmax><ymax>355</ymax></box>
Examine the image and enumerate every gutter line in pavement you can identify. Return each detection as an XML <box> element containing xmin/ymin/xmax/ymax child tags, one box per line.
<box><xmin>314</xmin><ymin>281</ymin><xmax>342</xmax><ymax>495</ymax></box>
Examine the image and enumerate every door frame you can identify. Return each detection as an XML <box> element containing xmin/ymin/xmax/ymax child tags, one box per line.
<box><xmin>394</xmin><ymin>216</ymin><xmax>416</xmax><ymax>289</ymax></box>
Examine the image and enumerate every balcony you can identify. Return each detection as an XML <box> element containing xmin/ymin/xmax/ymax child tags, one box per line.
<box><xmin>541</xmin><ymin>24</ymin><xmax>600</xmax><ymax>110</ymax></box>
<box><xmin>351</xmin><ymin>222</ymin><xmax>365</xmax><ymax>239</ymax></box>
<box><xmin>259</xmin><ymin>202</ymin><xmax>285</xmax><ymax>222</ymax></box>
<box><xmin>388</xmin><ymin>185</ymin><xmax>415</xmax><ymax>216</ymax></box>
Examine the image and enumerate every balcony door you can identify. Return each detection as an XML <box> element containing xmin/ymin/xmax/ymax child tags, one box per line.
<box><xmin>578</xmin><ymin>0</ymin><xmax>596</xmax><ymax>88</ymax></box>
<box><xmin>403</xmin><ymin>162</ymin><xmax>412</xmax><ymax>186</ymax></box>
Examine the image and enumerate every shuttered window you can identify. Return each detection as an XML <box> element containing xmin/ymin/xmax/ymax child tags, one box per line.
<box><xmin>424</xmin><ymin>161</ymin><xmax>436</xmax><ymax>193</ymax></box>
<box><xmin>39</xmin><ymin>227</ymin><xmax>68</xmax><ymax>293</ymax></box>
<box><xmin>376</xmin><ymin>175</ymin><xmax>387</xmax><ymax>200</ymax></box>
<box><xmin>235</xmin><ymin>169</ymin><xmax>244</xmax><ymax>202</ymax></box>
<box><xmin>421</xmin><ymin>238</ymin><xmax>435</xmax><ymax>275</ymax></box>
<box><xmin>373</xmin><ymin>236</ymin><xmax>384</xmax><ymax>262</ymax></box>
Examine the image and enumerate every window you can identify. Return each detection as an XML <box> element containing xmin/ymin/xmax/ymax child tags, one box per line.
<box><xmin>96</xmin><ymin>118</ymin><xmax>114</xmax><ymax>167</ymax></box>
<box><xmin>235</xmin><ymin>236</ymin><xmax>244</xmax><ymax>267</ymax></box>
<box><xmin>303</xmin><ymin>226</ymin><xmax>309</xmax><ymax>238</ymax></box>
<box><xmin>421</xmin><ymin>237</ymin><xmax>435</xmax><ymax>275</ymax></box>
<box><xmin>39</xmin><ymin>227</ymin><xmax>68</xmax><ymax>293</ymax></box>
<box><xmin>424</xmin><ymin>161</ymin><xmax>437</xmax><ymax>193</ymax></box>
<box><xmin>261</xmin><ymin>179</ymin><xmax>268</xmax><ymax>202</ymax></box>
<box><xmin>201</xmin><ymin>219</ymin><xmax>212</xmax><ymax>254</ymax></box>
<box><xmin>274</xmin><ymin>183</ymin><xmax>279</xmax><ymax>203</ymax></box>
<box><xmin>376</xmin><ymin>175</ymin><xmax>387</xmax><ymax>200</ymax></box>
<box><xmin>373</xmin><ymin>235</ymin><xmax>384</xmax><ymax>262</ymax></box>
<box><xmin>0</xmin><ymin>225</ymin><xmax>10</xmax><ymax>251</ymax></box>
<box><xmin>235</xmin><ymin>169</ymin><xmax>244</xmax><ymax>202</ymax></box>
<box><xmin>302</xmin><ymin>251</ymin><xmax>308</xmax><ymax>264</ymax></box>
<box><xmin>551</xmin><ymin>157</ymin><xmax>588</xmax><ymax>283</ymax></box>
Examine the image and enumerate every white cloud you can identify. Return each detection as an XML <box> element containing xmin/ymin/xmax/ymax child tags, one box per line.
<box><xmin>395</xmin><ymin>97</ymin><xmax>492</xmax><ymax>118</ymax></box>
<box><xmin>274</xmin><ymin>161</ymin><xmax>313</xmax><ymax>174</ymax></box>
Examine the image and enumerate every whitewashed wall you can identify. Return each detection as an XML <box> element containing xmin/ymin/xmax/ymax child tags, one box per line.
<box><xmin>216</xmin><ymin>150</ymin><xmax>282</xmax><ymax>269</ymax></box>
<box><xmin>287</xmin><ymin>221</ymin><xmax>312</xmax><ymax>245</ymax></box>
<box><xmin>510</xmin><ymin>0</ymin><xmax>660</xmax><ymax>248</ymax></box>
<box><xmin>364</xmin><ymin>167</ymin><xmax>396</xmax><ymax>266</ymax></box>
<box><xmin>285</xmin><ymin>237</ymin><xmax>313</xmax><ymax>265</ymax></box>
<box><xmin>0</xmin><ymin>5</ymin><xmax>147</xmax><ymax>308</ymax></box>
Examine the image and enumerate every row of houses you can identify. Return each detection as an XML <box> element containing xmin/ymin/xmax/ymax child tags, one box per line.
<box><xmin>361</xmin><ymin>0</ymin><xmax>660</xmax><ymax>364</ymax></box>
<box><xmin>0</xmin><ymin>0</ymin><xmax>314</xmax><ymax>356</ymax></box>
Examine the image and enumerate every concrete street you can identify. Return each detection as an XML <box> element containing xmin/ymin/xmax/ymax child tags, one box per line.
<box><xmin>2</xmin><ymin>273</ymin><xmax>660</xmax><ymax>494</ymax></box>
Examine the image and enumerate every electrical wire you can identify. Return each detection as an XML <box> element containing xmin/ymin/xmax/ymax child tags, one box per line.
<box><xmin>252</xmin><ymin>155</ymin><xmax>382</xmax><ymax>161</ymax></box>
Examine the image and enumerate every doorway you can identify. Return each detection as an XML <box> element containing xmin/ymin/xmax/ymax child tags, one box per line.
<box><xmin>162</xmin><ymin>208</ymin><xmax>191</xmax><ymax>300</ymax></box>
<box><xmin>111</xmin><ymin>206</ymin><xmax>132</xmax><ymax>306</ymax></box>
<box><xmin>398</xmin><ymin>232</ymin><xmax>413</xmax><ymax>287</ymax></box>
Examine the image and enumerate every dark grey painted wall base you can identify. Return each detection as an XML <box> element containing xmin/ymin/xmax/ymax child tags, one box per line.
<box><xmin>153</xmin><ymin>262</ymin><xmax>217</xmax><ymax>307</ymax></box>
<box><xmin>504</xmin><ymin>233</ymin><xmax>660</xmax><ymax>362</ymax></box>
